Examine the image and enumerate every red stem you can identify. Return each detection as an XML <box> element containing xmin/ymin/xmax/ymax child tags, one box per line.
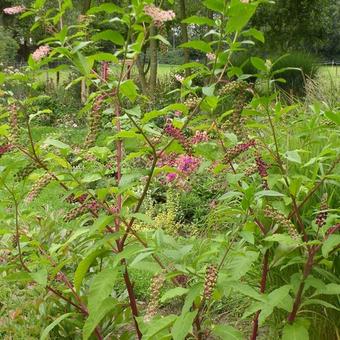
<box><xmin>250</xmin><ymin>250</ymin><xmax>269</xmax><ymax>340</ymax></box>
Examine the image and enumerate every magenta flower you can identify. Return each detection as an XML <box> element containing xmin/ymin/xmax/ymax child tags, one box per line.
<box><xmin>177</xmin><ymin>155</ymin><xmax>200</xmax><ymax>173</ymax></box>
<box><xmin>166</xmin><ymin>173</ymin><xmax>177</xmax><ymax>182</ymax></box>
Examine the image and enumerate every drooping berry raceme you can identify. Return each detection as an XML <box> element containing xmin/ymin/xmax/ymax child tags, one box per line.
<box><xmin>144</xmin><ymin>273</ymin><xmax>166</xmax><ymax>322</ymax></box>
<box><xmin>32</xmin><ymin>45</ymin><xmax>50</xmax><ymax>62</ymax></box>
<box><xmin>144</xmin><ymin>4</ymin><xmax>176</xmax><ymax>27</ymax></box>
<box><xmin>25</xmin><ymin>173</ymin><xmax>54</xmax><ymax>203</ymax></box>
<box><xmin>3</xmin><ymin>6</ymin><xmax>26</xmax><ymax>15</ymax></box>
<box><xmin>191</xmin><ymin>130</ymin><xmax>209</xmax><ymax>144</ymax></box>
<box><xmin>15</xmin><ymin>163</ymin><xmax>37</xmax><ymax>181</ymax></box>
<box><xmin>84</xmin><ymin>94</ymin><xmax>106</xmax><ymax>148</ymax></box>
<box><xmin>8</xmin><ymin>104</ymin><xmax>19</xmax><ymax>145</ymax></box>
<box><xmin>203</xmin><ymin>265</ymin><xmax>218</xmax><ymax>300</ymax></box>
<box><xmin>224</xmin><ymin>139</ymin><xmax>256</xmax><ymax>163</ymax></box>
<box><xmin>164</xmin><ymin>120</ymin><xmax>192</xmax><ymax>153</ymax></box>
<box><xmin>0</xmin><ymin>144</ymin><xmax>12</xmax><ymax>157</ymax></box>
<box><xmin>255</xmin><ymin>155</ymin><xmax>269</xmax><ymax>189</ymax></box>
<box><xmin>316</xmin><ymin>194</ymin><xmax>328</xmax><ymax>228</ymax></box>
<box><xmin>264</xmin><ymin>206</ymin><xmax>300</xmax><ymax>240</ymax></box>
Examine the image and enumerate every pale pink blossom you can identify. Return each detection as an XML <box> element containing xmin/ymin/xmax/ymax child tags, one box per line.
<box><xmin>144</xmin><ymin>4</ymin><xmax>175</xmax><ymax>26</ymax></box>
<box><xmin>174</xmin><ymin>110</ymin><xmax>182</xmax><ymax>117</ymax></box>
<box><xmin>206</xmin><ymin>52</ymin><xmax>216</xmax><ymax>61</ymax></box>
<box><xmin>175</xmin><ymin>74</ymin><xmax>184</xmax><ymax>83</ymax></box>
<box><xmin>32</xmin><ymin>45</ymin><xmax>50</xmax><ymax>62</ymax></box>
<box><xmin>240</xmin><ymin>0</ymin><xmax>250</xmax><ymax>3</ymax></box>
<box><xmin>3</xmin><ymin>5</ymin><xmax>25</xmax><ymax>15</ymax></box>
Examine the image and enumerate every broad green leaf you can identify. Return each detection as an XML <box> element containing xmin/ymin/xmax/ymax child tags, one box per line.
<box><xmin>180</xmin><ymin>40</ymin><xmax>212</xmax><ymax>53</ymax></box>
<box><xmin>87</xmin><ymin>3</ymin><xmax>124</xmax><ymax>14</ymax></box>
<box><xmin>44</xmin><ymin>137</ymin><xmax>70</xmax><ymax>150</ymax></box>
<box><xmin>255</xmin><ymin>190</ymin><xmax>285</xmax><ymax>198</ymax></box>
<box><xmin>40</xmin><ymin>313</ymin><xmax>73</xmax><ymax>340</ymax></box>
<box><xmin>284</xmin><ymin>150</ymin><xmax>302</xmax><ymax>164</ymax></box>
<box><xmin>30</xmin><ymin>267</ymin><xmax>48</xmax><ymax>287</ymax></box>
<box><xmin>325</xmin><ymin>111</ymin><xmax>340</xmax><ymax>125</ymax></box>
<box><xmin>242</xmin><ymin>28</ymin><xmax>265</xmax><ymax>43</ymax></box>
<box><xmin>282</xmin><ymin>321</ymin><xmax>309</xmax><ymax>340</ymax></box>
<box><xmin>182</xmin><ymin>16</ymin><xmax>215</xmax><ymax>26</ymax></box>
<box><xmin>250</xmin><ymin>57</ymin><xmax>267</xmax><ymax>72</ymax></box>
<box><xmin>83</xmin><ymin>298</ymin><xmax>115</xmax><ymax>340</ymax></box>
<box><xmin>171</xmin><ymin>311</ymin><xmax>197</xmax><ymax>340</ymax></box>
<box><xmin>88</xmin><ymin>53</ymin><xmax>118</xmax><ymax>63</ymax></box>
<box><xmin>120</xmin><ymin>79</ymin><xmax>138</xmax><ymax>102</ymax></box>
<box><xmin>265</xmin><ymin>234</ymin><xmax>301</xmax><ymax>246</ymax></box>
<box><xmin>212</xmin><ymin>324</ymin><xmax>244</xmax><ymax>340</ymax></box>
<box><xmin>160</xmin><ymin>287</ymin><xmax>189</xmax><ymax>303</ymax></box>
<box><xmin>90</xmin><ymin>215</ymin><xmax>114</xmax><ymax>234</ymax></box>
<box><xmin>322</xmin><ymin>235</ymin><xmax>340</xmax><ymax>258</ymax></box>
<box><xmin>203</xmin><ymin>0</ymin><xmax>224</xmax><ymax>13</ymax></box>
<box><xmin>226</xmin><ymin>3</ymin><xmax>258</xmax><ymax>33</ymax></box>
<box><xmin>92</xmin><ymin>30</ymin><xmax>124</xmax><ymax>46</ymax></box>
<box><xmin>82</xmin><ymin>173</ymin><xmax>102</xmax><ymax>183</ymax></box>
<box><xmin>74</xmin><ymin>249</ymin><xmax>103</xmax><ymax>292</ymax></box>
<box><xmin>87</xmin><ymin>268</ymin><xmax>118</xmax><ymax>313</ymax></box>
<box><xmin>143</xmin><ymin>315</ymin><xmax>177</xmax><ymax>340</ymax></box>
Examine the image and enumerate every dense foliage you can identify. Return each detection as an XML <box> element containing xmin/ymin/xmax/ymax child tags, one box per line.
<box><xmin>0</xmin><ymin>1</ymin><xmax>339</xmax><ymax>340</ymax></box>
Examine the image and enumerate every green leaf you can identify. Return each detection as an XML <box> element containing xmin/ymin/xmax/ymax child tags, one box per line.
<box><xmin>255</xmin><ymin>190</ymin><xmax>285</xmax><ymax>198</ymax></box>
<box><xmin>325</xmin><ymin>111</ymin><xmax>340</xmax><ymax>125</ymax></box>
<box><xmin>44</xmin><ymin>137</ymin><xmax>70</xmax><ymax>150</ymax></box>
<box><xmin>160</xmin><ymin>287</ymin><xmax>189</xmax><ymax>303</ymax></box>
<box><xmin>87</xmin><ymin>3</ymin><xmax>124</xmax><ymax>14</ymax></box>
<box><xmin>315</xmin><ymin>283</ymin><xmax>340</xmax><ymax>295</ymax></box>
<box><xmin>87</xmin><ymin>268</ymin><xmax>118</xmax><ymax>313</ymax></box>
<box><xmin>284</xmin><ymin>150</ymin><xmax>302</xmax><ymax>164</ymax></box>
<box><xmin>74</xmin><ymin>250</ymin><xmax>103</xmax><ymax>293</ymax></box>
<box><xmin>83</xmin><ymin>298</ymin><xmax>115</xmax><ymax>340</ymax></box>
<box><xmin>242</xmin><ymin>28</ymin><xmax>265</xmax><ymax>43</ymax></box>
<box><xmin>282</xmin><ymin>321</ymin><xmax>309</xmax><ymax>340</ymax></box>
<box><xmin>88</xmin><ymin>53</ymin><xmax>118</xmax><ymax>63</ymax></box>
<box><xmin>142</xmin><ymin>315</ymin><xmax>177</xmax><ymax>340</ymax></box>
<box><xmin>90</xmin><ymin>214</ymin><xmax>114</xmax><ymax>234</ymax></box>
<box><xmin>180</xmin><ymin>40</ymin><xmax>212</xmax><ymax>53</ymax></box>
<box><xmin>171</xmin><ymin>311</ymin><xmax>197</xmax><ymax>340</ymax></box>
<box><xmin>250</xmin><ymin>57</ymin><xmax>267</xmax><ymax>72</ymax></box>
<box><xmin>150</xmin><ymin>34</ymin><xmax>171</xmax><ymax>46</ymax></box>
<box><xmin>82</xmin><ymin>173</ymin><xmax>102</xmax><ymax>183</ymax></box>
<box><xmin>92</xmin><ymin>30</ymin><xmax>124</xmax><ymax>46</ymax></box>
<box><xmin>120</xmin><ymin>79</ymin><xmax>138</xmax><ymax>102</ymax></box>
<box><xmin>30</xmin><ymin>267</ymin><xmax>48</xmax><ymax>287</ymax></box>
<box><xmin>322</xmin><ymin>235</ymin><xmax>340</xmax><ymax>258</ymax></box>
<box><xmin>265</xmin><ymin>234</ymin><xmax>301</xmax><ymax>246</ymax></box>
<box><xmin>212</xmin><ymin>324</ymin><xmax>244</xmax><ymax>340</ymax></box>
<box><xmin>203</xmin><ymin>0</ymin><xmax>224</xmax><ymax>13</ymax></box>
<box><xmin>226</xmin><ymin>3</ymin><xmax>257</xmax><ymax>33</ymax></box>
<box><xmin>40</xmin><ymin>313</ymin><xmax>73</xmax><ymax>340</ymax></box>
<box><xmin>182</xmin><ymin>15</ymin><xmax>215</xmax><ymax>26</ymax></box>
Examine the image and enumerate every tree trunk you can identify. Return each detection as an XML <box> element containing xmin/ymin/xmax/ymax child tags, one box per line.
<box><xmin>179</xmin><ymin>0</ymin><xmax>190</xmax><ymax>75</ymax></box>
<box><xmin>149</xmin><ymin>24</ymin><xmax>158</xmax><ymax>95</ymax></box>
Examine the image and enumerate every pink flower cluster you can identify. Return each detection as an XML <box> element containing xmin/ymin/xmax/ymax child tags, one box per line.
<box><xmin>255</xmin><ymin>156</ymin><xmax>269</xmax><ymax>189</ymax></box>
<box><xmin>157</xmin><ymin>152</ymin><xmax>201</xmax><ymax>183</ymax></box>
<box><xmin>191</xmin><ymin>131</ymin><xmax>209</xmax><ymax>144</ymax></box>
<box><xmin>3</xmin><ymin>5</ymin><xmax>25</xmax><ymax>15</ymax></box>
<box><xmin>206</xmin><ymin>53</ymin><xmax>216</xmax><ymax>61</ymax></box>
<box><xmin>175</xmin><ymin>74</ymin><xmax>184</xmax><ymax>83</ymax></box>
<box><xmin>144</xmin><ymin>4</ymin><xmax>175</xmax><ymax>26</ymax></box>
<box><xmin>32</xmin><ymin>45</ymin><xmax>50</xmax><ymax>62</ymax></box>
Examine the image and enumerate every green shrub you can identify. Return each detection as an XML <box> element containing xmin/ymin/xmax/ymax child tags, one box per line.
<box><xmin>0</xmin><ymin>27</ymin><xmax>19</xmax><ymax>67</ymax></box>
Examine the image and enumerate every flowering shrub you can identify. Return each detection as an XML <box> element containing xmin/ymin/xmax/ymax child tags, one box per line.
<box><xmin>0</xmin><ymin>1</ymin><xmax>339</xmax><ymax>340</ymax></box>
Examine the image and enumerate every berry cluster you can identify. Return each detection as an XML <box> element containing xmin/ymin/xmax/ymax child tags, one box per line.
<box><xmin>224</xmin><ymin>139</ymin><xmax>256</xmax><ymax>163</ymax></box>
<box><xmin>15</xmin><ymin>163</ymin><xmax>37</xmax><ymax>181</ymax></box>
<box><xmin>84</xmin><ymin>94</ymin><xmax>106</xmax><ymax>148</ymax></box>
<box><xmin>0</xmin><ymin>143</ymin><xmax>12</xmax><ymax>157</ymax></box>
<box><xmin>164</xmin><ymin>121</ymin><xmax>191</xmax><ymax>152</ymax></box>
<box><xmin>316</xmin><ymin>195</ymin><xmax>328</xmax><ymax>228</ymax></box>
<box><xmin>203</xmin><ymin>265</ymin><xmax>218</xmax><ymax>300</ymax></box>
<box><xmin>25</xmin><ymin>173</ymin><xmax>53</xmax><ymax>203</ymax></box>
<box><xmin>256</xmin><ymin>155</ymin><xmax>269</xmax><ymax>189</ymax></box>
<box><xmin>144</xmin><ymin>273</ymin><xmax>166</xmax><ymax>322</ymax></box>
<box><xmin>264</xmin><ymin>206</ymin><xmax>300</xmax><ymax>240</ymax></box>
<box><xmin>184</xmin><ymin>95</ymin><xmax>200</xmax><ymax>110</ymax></box>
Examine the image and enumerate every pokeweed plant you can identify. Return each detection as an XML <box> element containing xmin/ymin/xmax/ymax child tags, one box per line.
<box><xmin>0</xmin><ymin>0</ymin><xmax>339</xmax><ymax>340</ymax></box>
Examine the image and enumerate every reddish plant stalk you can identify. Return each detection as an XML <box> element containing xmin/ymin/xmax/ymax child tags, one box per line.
<box><xmin>115</xmin><ymin>102</ymin><xmax>123</xmax><ymax>232</ymax></box>
<box><xmin>287</xmin><ymin>247</ymin><xmax>317</xmax><ymax>323</ymax></box>
<box><xmin>250</xmin><ymin>250</ymin><xmax>270</xmax><ymax>340</ymax></box>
